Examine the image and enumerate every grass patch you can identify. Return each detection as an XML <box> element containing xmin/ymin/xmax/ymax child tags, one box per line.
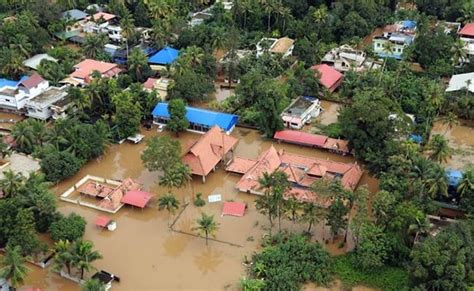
<box><xmin>333</xmin><ymin>253</ymin><xmax>409</xmax><ymax>291</ymax></box>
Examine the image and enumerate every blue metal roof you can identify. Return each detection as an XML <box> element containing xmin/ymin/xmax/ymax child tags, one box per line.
<box><xmin>152</xmin><ymin>102</ymin><xmax>238</xmax><ymax>132</ymax></box>
<box><xmin>148</xmin><ymin>47</ymin><xmax>179</xmax><ymax>65</ymax></box>
<box><xmin>446</xmin><ymin>169</ymin><xmax>463</xmax><ymax>187</ymax></box>
<box><xmin>61</xmin><ymin>9</ymin><xmax>88</xmax><ymax>21</ymax></box>
<box><xmin>0</xmin><ymin>76</ymin><xmax>26</xmax><ymax>89</ymax></box>
<box><xmin>401</xmin><ymin>20</ymin><xmax>417</xmax><ymax>30</ymax></box>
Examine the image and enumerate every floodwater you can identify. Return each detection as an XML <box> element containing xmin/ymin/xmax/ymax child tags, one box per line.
<box><xmin>318</xmin><ymin>100</ymin><xmax>342</xmax><ymax>126</ymax></box>
<box><xmin>22</xmin><ymin>127</ymin><xmax>378</xmax><ymax>290</ymax></box>
<box><xmin>0</xmin><ymin>112</ymin><xmax>24</xmax><ymax>131</ymax></box>
<box><xmin>431</xmin><ymin>119</ymin><xmax>474</xmax><ymax>170</ymax></box>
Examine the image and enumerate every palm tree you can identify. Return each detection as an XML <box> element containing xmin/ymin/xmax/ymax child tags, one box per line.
<box><xmin>440</xmin><ymin>112</ymin><xmax>459</xmax><ymax>135</ymax></box>
<box><xmin>9</xmin><ymin>34</ymin><xmax>32</xmax><ymax>58</ymax></box>
<box><xmin>128</xmin><ymin>48</ymin><xmax>149</xmax><ymax>82</ymax></box>
<box><xmin>457</xmin><ymin>1</ymin><xmax>474</xmax><ymax>23</ymax></box>
<box><xmin>82</xmin><ymin>278</ymin><xmax>106</xmax><ymax>291</ymax></box>
<box><xmin>182</xmin><ymin>46</ymin><xmax>205</xmax><ymax>67</ymax></box>
<box><xmin>211</xmin><ymin>27</ymin><xmax>227</xmax><ymax>54</ymax></box>
<box><xmin>283</xmin><ymin>196</ymin><xmax>301</xmax><ymax>224</ymax></box>
<box><xmin>457</xmin><ymin>167</ymin><xmax>473</xmax><ymax>197</ymax></box>
<box><xmin>0</xmin><ymin>49</ymin><xmax>26</xmax><ymax>79</ymax></box>
<box><xmin>263</xmin><ymin>0</ymin><xmax>275</xmax><ymax>31</ymax></box>
<box><xmin>120</xmin><ymin>12</ymin><xmax>135</xmax><ymax>58</ymax></box>
<box><xmin>58</xmin><ymin>0</ymin><xmax>77</xmax><ymax>9</ymax></box>
<box><xmin>11</xmin><ymin>121</ymin><xmax>34</xmax><ymax>153</ymax></box>
<box><xmin>83</xmin><ymin>34</ymin><xmax>108</xmax><ymax>59</ymax></box>
<box><xmin>312</xmin><ymin>5</ymin><xmax>328</xmax><ymax>37</ymax></box>
<box><xmin>68</xmin><ymin>87</ymin><xmax>91</xmax><ymax>112</ymax></box>
<box><xmin>158</xmin><ymin>193</ymin><xmax>180</xmax><ymax>226</ymax></box>
<box><xmin>408</xmin><ymin>217</ymin><xmax>433</xmax><ymax>244</ymax></box>
<box><xmin>159</xmin><ymin>163</ymin><xmax>191</xmax><ymax>194</ymax></box>
<box><xmin>0</xmin><ymin>139</ymin><xmax>11</xmax><ymax>162</ymax></box>
<box><xmin>380</xmin><ymin>40</ymin><xmax>394</xmax><ymax>75</ymax></box>
<box><xmin>29</xmin><ymin>119</ymin><xmax>48</xmax><ymax>147</ymax></box>
<box><xmin>425</xmin><ymin>166</ymin><xmax>448</xmax><ymax>199</ymax></box>
<box><xmin>0</xmin><ymin>170</ymin><xmax>25</xmax><ymax>198</ymax></box>
<box><xmin>53</xmin><ymin>240</ymin><xmax>74</xmax><ymax>275</ymax></box>
<box><xmin>301</xmin><ymin>202</ymin><xmax>325</xmax><ymax>233</ymax></box>
<box><xmin>0</xmin><ymin>245</ymin><xmax>29</xmax><ymax>289</ymax></box>
<box><xmin>423</xmin><ymin>81</ymin><xmax>445</xmax><ymax>116</ymax></box>
<box><xmin>257</xmin><ymin>172</ymin><xmax>276</xmax><ymax>230</ymax></box>
<box><xmin>451</xmin><ymin>39</ymin><xmax>468</xmax><ymax>66</ymax></box>
<box><xmin>194</xmin><ymin>213</ymin><xmax>219</xmax><ymax>246</ymax></box>
<box><xmin>427</xmin><ymin>134</ymin><xmax>452</xmax><ymax>164</ymax></box>
<box><xmin>72</xmin><ymin>241</ymin><xmax>102</xmax><ymax>280</ymax></box>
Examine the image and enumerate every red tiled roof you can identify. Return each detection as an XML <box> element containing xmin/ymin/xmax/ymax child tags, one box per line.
<box><xmin>98</xmin><ymin>178</ymin><xmax>141</xmax><ymax>210</ymax></box>
<box><xmin>87</xmin><ymin>12</ymin><xmax>116</xmax><ymax>22</ymax></box>
<box><xmin>274</xmin><ymin>130</ymin><xmax>328</xmax><ymax>148</ymax></box>
<box><xmin>143</xmin><ymin>77</ymin><xmax>158</xmax><ymax>89</ymax></box>
<box><xmin>222</xmin><ymin>202</ymin><xmax>246</xmax><ymax>217</ymax></box>
<box><xmin>94</xmin><ymin>215</ymin><xmax>111</xmax><ymax>227</ymax></box>
<box><xmin>121</xmin><ymin>190</ymin><xmax>152</xmax><ymax>208</ymax></box>
<box><xmin>77</xmin><ymin>181</ymin><xmax>114</xmax><ymax>198</ymax></box>
<box><xmin>71</xmin><ymin>59</ymin><xmax>120</xmax><ymax>80</ymax></box>
<box><xmin>459</xmin><ymin>23</ymin><xmax>474</xmax><ymax>37</ymax></box>
<box><xmin>225</xmin><ymin>157</ymin><xmax>257</xmax><ymax>174</ymax></box>
<box><xmin>286</xmin><ymin>188</ymin><xmax>332</xmax><ymax>208</ymax></box>
<box><xmin>182</xmin><ymin>126</ymin><xmax>238</xmax><ymax>177</ymax></box>
<box><xmin>19</xmin><ymin>73</ymin><xmax>45</xmax><ymax>90</ymax></box>
<box><xmin>311</xmin><ymin>64</ymin><xmax>343</xmax><ymax>92</ymax></box>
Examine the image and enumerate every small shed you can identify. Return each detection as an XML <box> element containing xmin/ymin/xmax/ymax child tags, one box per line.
<box><xmin>121</xmin><ymin>190</ymin><xmax>152</xmax><ymax>208</ymax></box>
<box><xmin>222</xmin><ymin>202</ymin><xmax>246</xmax><ymax>217</ymax></box>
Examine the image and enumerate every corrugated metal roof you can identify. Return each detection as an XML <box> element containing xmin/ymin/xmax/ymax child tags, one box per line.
<box><xmin>148</xmin><ymin>47</ymin><xmax>179</xmax><ymax>65</ymax></box>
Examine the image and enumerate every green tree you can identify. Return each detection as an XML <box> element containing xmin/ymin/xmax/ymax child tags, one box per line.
<box><xmin>0</xmin><ymin>170</ymin><xmax>24</xmax><ymax>198</ymax></box>
<box><xmin>8</xmin><ymin>209</ymin><xmax>45</xmax><ymax>257</ymax></box>
<box><xmin>0</xmin><ymin>245</ymin><xmax>29</xmax><ymax>289</ymax></box>
<box><xmin>193</xmin><ymin>212</ymin><xmax>219</xmax><ymax>245</ymax></box>
<box><xmin>326</xmin><ymin>197</ymin><xmax>348</xmax><ymax>242</ymax></box>
<box><xmin>141</xmin><ymin>136</ymin><xmax>181</xmax><ymax>173</ymax></box>
<box><xmin>167</xmin><ymin>98</ymin><xmax>189</xmax><ymax>136</ymax></box>
<box><xmin>112</xmin><ymin>92</ymin><xmax>142</xmax><ymax>139</ymax></box>
<box><xmin>82</xmin><ymin>278</ymin><xmax>106</xmax><ymax>291</ymax></box>
<box><xmin>49</xmin><ymin>213</ymin><xmax>86</xmax><ymax>242</ymax></box>
<box><xmin>40</xmin><ymin>150</ymin><xmax>82</xmax><ymax>182</ymax></box>
<box><xmin>82</xmin><ymin>34</ymin><xmax>108</xmax><ymax>59</ymax></box>
<box><xmin>53</xmin><ymin>240</ymin><xmax>74</xmax><ymax>275</ymax></box>
<box><xmin>11</xmin><ymin>121</ymin><xmax>35</xmax><ymax>154</ymax></box>
<box><xmin>72</xmin><ymin>240</ymin><xmax>102</xmax><ymax>280</ymax></box>
<box><xmin>440</xmin><ymin>112</ymin><xmax>459</xmax><ymax>135</ymax></box>
<box><xmin>427</xmin><ymin>134</ymin><xmax>452</xmax><ymax>163</ymax></box>
<box><xmin>283</xmin><ymin>196</ymin><xmax>301</xmax><ymax>224</ymax></box>
<box><xmin>355</xmin><ymin>222</ymin><xmax>389</xmax><ymax>271</ymax></box>
<box><xmin>0</xmin><ymin>138</ymin><xmax>11</xmax><ymax>161</ymax></box>
<box><xmin>127</xmin><ymin>47</ymin><xmax>152</xmax><ymax>82</ymax></box>
<box><xmin>301</xmin><ymin>202</ymin><xmax>325</xmax><ymax>233</ymax></box>
<box><xmin>37</xmin><ymin>60</ymin><xmax>66</xmax><ymax>86</ymax></box>
<box><xmin>256</xmin><ymin>172</ymin><xmax>277</xmax><ymax>234</ymax></box>
<box><xmin>458</xmin><ymin>167</ymin><xmax>473</xmax><ymax>197</ymax></box>
<box><xmin>158</xmin><ymin>193</ymin><xmax>180</xmax><ymax>226</ymax></box>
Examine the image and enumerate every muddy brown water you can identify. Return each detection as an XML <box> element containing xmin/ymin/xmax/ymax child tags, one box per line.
<box><xmin>22</xmin><ymin>127</ymin><xmax>378</xmax><ymax>290</ymax></box>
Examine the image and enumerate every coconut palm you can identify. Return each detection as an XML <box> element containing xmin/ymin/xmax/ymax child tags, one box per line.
<box><xmin>158</xmin><ymin>193</ymin><xmax>180</xmax><ymax>226</ymax></box>
<box><xmin>194</xmin><ymin>213</ymin><xmax>219</xmax><ymax>245</ymax></box>
<box><xmin>451</xmin><ymin>39</ymin><xmax>468</xmax><ymax>66</ymax></box>
<box><xmin>301</xmin><ymin>202</ymin><xmax>325</xmax><ymax>233</ymax></box>
<box><xmin>425</xmin><ymin>166</ymin><xmax>448</xmax><ymax>199</ymax></box>
<box><xmin>211</xmin><ymin>27</ymin><xmax>227</xmax><ymax>53</ymax></box>
<box><xmin>82</xmin><ymin>34</ymin><xmax>108</xmax><ymax>59</ymax></box>
<box><xmin>9</xmin><ymin>34</ymin><xmax>32</xmax><ymax>58</ymax></box>
<box><xmin>257</xmin><ymin>172</ymin><xmax>276</xmax><ymax>229</ymax></box>
<box><xmin>128</xmin><ymin>48</ymin><xmax>149</xmax><ymax>82</ymax></box>
<box><xmin>408</xmin><ymin>217</ymin><xmax>433</xmax><ymax>244</ymax></box>
<box><xmin>0</xmin><ymin>139</ymin><xmax>11</xmax><ymax>161</ymax></box>
<box><xmin>29</xmin><ymin>119</ymin><xmax>48</xmax><ymax>147</ymax></box>
<box><xmin>283</xmin><ymin>196</ymin><xmax>301</xmax><ymax>224</ymax></box>
<box><xmin>11</xmin><ymin>121</ymin><xmax>34</xmax><ymax>153</ymax></box>
<box><xmin>427</xmin><ymin>134</ymin><xmax>452</xmax><ymax>164</ymax></box>
<box><xmin>457</xmin><ymin>167</ymin><xmax>473</xmax><ymax>197</ymax></box>
<box><xmin>159</xmin><ymin>163</ymin><xmax>192</xmax><ymax>194</ymax></box>
<box><xmin>82</xmin><ymin>278</ymin><xmax>106</xmax><ymax>291</ymax></box>
<box><xmin>0</xmin><ymin>169</ymin><xmax>25</xmax><ymax>198</ymax></box>
<box><xmin>423</xmin><ymin>81</ymin><xmax>445</xmax><ymax>116</ymax></box>
<box><xmin>440</xmin><ymin>112</ymin><xmax>459</xmax><ymax>135</ymax></box>
<box><xmin>72</xmin><ymin>241</ymin><xmax>102</xmax><ymax>280</ymax></box>
<box><xmin>53</xmin><ymin>240</ymin><xmax>74</xmax><ymax>275</ymax></box>
<box><xmin>457</xmin><ymin>1</ymin><xmax>474</xmax><ymax>23</ymax></box>
<box><xmin>0</xmin><ymin>49</ymin><xmax>26</xmax><ymax>79</ymax></box>
<box><xmin>182</xmin><ymin>46</ymin><xmax>205</xmax><ymax>67</ymax></box>
<box><xmin>0</xmin><ymin>245</ymin><xmax>29</xmax><ymax>289</ymax></box>
<box><xmin>120</xmin><ymin>12</ymin><xmax>135</xmax><ymax>58</ymax></box>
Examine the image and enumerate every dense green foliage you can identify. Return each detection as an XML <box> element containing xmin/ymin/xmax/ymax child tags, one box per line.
<box><xmin>40</xmin><ymin>150</ymin><xmax>82</xmax><ymax>182</ymax></box>
<box><xmin>50</xmin><ymin>213</ymin><xmax>86</xmax><ymax>242</ymax></box>
<box><xmin>248</xmin><ymin>234</ymin><xmax>332</xmax><ymax>291</ymax></box>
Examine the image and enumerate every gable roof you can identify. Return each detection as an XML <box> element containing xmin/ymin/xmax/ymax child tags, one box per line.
<box><xmin>311</xmin><ymin>64</ymin><xmax>344</xmax><ymax>92</ymax></box>
<box><xmin>459</xmin><ymin>23</ymin><xmax>474</xmax><ymax>37</ymax></box>
<box><xmin>71</xmin><ymin>59</ymin><xmax>120</xmax><ymax>80</ymax></box>
<box><xmin>61</xmin><ymin>9</ymin><xmax>88</xmax><ymax>21</ymax></box>
<box><xmin>446</xmin><ymin>72</ymin><xmax>474</xmax><ymax>93</ymax></box>
<box><xmin>271</xmin><ymin>37</ymin><xmax>294</xmax><ymax>54</ymax></box>
<box><xmin>19</xmin><ymin>73</ymin><xmax>45</xmax><ymax>90</ymax></box>
<box><xmin>152</xmin><ymin>103</ymin><xmax>238</xmax><ymax>132</ymax></box>
<box><xmin>148</xmin><ymin>47</ymin><xmax>180</xmax><ymax>65</ymax></box>
<box><xmin>87</xmin><ymin>12</ymin><xmax>116</xmax><ymax>22</ymax></box>
<box><xmin>23</xmin><ymin>54</ymin><xmax>57</xmax><ymax>70</ymax></box>
<box><xmin>274</xmin><ymin>130</ymin><xmax>328</xmax><ymax>148</ymax></box>
<box><xmin>182</xmin><ymin>126</ymin><xmax>238</xmax><ymax>176</ymax></box>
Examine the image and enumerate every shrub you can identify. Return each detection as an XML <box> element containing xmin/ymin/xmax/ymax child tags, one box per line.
<box><xmin>193</xmin><ymin>193</ymin><xmax>206</xmax><ymax>207</ymax></box>
<box><xmin>50</xmin><ymin>213</ymin><xmax>86</xmax><ymax>242</ymax></box>
<box><xmin>40</xmin><ymin>150</ymin><xmax>82</xmax><ymax>182</ymax></box>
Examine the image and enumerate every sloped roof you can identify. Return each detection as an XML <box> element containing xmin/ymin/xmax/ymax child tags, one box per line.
<box><xmin>152</xmin><ymin>103</ymin><xmax>238</xmax><ymax>132</ymax></box>
<box><xmin>87</xmin><ymin>12</ymin><xmax>116</xmax><ymax>22</ymax></box>
<box><xmin>446</xmin><ymin>72</ymin><xmax>474</xmax><ymax>93</ymax></box>
<box><xmin>311</xmin><ymin>64</ymin><xmax>344</xmax><ymax>92</ymax></box>
<box><xmin>71</xmin><ymin>59</ymin><xmax>120</xmax><ymax>80</ymax></box>
<box><xmin>274</xmin><ymin>130</ymin><xmax>328</xmax><ymax>148</ymax></box>
<box><xmin>148</xmin><ymin>47</ymin><xmax>180</xmax><ymax>65</ymax></box>
<box><xmin>271</xmin><ymin>37</ymin><xmax>294</xmax><ymax>54</ymax></box>
<box><xmin>182</xmin><ymin>126</ymin><xmax>238</xmax><ymax>176</ymax></box>
<box><xmin>121</xmin><ymin>190</ymin><xmax>152</xmax><ymax>208</ymax></box>
<box><xmin>222</xmin><ymin>202</ymin><xmax>246</xmax><ymax>217</ymax></box>
<box><xmin>143</xmin><ymin>78</ymin><xmax>159</xmax><ymax>89</ymax></box>
<box><xmin>94</xmin><ymin>215</ymin><xmax>111</xmax><ymax>227</ymax></box>
<box><xmin>23</xmin><ymin>54</ymin><xmax>57</xmax><ymax>70</ymax></box>
<box><xmin>61</xmin><ymin>9</ymin><xmax>88</xmax><ymax>21</ymax></box>
<box><xmin>19</xmin><ymin>73</ymin><xmax>45</xmax><ymax>90</ymax></box>
<box><xmin>459</xmin><ymin>23</ymin><xmax>474</xmax><ymax>37</ymax></box>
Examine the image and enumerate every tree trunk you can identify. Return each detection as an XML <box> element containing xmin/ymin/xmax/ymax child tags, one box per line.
<box><xmin>205</xmin><ymin>231</ymin><xmax>209</xmax><ymax>245</ymax></box>
<box><xmin>81</xmin><ymin>268</ymin><xmax>84</xmax><ymax>280</ymax></box>
<box><xmin>267</xmin><ymin>14</ymin><xmax>271</xmax><ymax>31</ymax></box>
<box><xmin>67</xmin><ymin>263</ymin><xmax>71</xmax><ymax>275</ymax></box>
<box><xmin>277</xmin><ymin>205</ymin><xmax>282</xmax><ymax>233</ymax></box>
<box><xmin>307</xmin><ymin>220</ymin><xmax>313</xmax><ymax>233</ymax></box>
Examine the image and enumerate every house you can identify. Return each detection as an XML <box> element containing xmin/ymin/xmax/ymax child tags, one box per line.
<box><xmin>104</xmin><ymin>43</ymin><xmax>156</xmax><ymax>64</ymax></box>
<box><xmin>281</xmin><ymin>97</ymin><xmax>321</xmax><ymax>129</ymax></box>
<box><xmin>182</xmin><ymin>126</ymin><xmax>238</xmax><ymax>182</ymax></box>
<box><xmin>50</xmin><ymin>96</ymin><xmax>75</xmax><ymax>120</ymax></box>
<box><xmin>321</xmin><ymin>45</ymin><xmax>381</xmax><ymax>73</ymax></box>
<box><xmin>311</xmin><ymin>64</ymin><xmax>344</xmax><ymax>93</ymax></box>
<box><xmin>143</xmin><ymin>77</ymin><xmax>170</xmax><ymax>99</ymax></box>
<box><xmin>152</xmin><ymin>103</ymin><xmax>238</xmax><ymax>134</ymax></box>
<box><xmin>0</xmin><ymin>73</ymin><xmax>49</xmax><ymax>111</ymax></box>
<box><xmin>226</xmin><ymin>146</ymin><xmax>363</xmax><ymax>206</ymax></box>
<box><xmin>445</xmin><ymin>72</ymin><xmax>474</xmax><ymax>93</ymax></box>
<box><xmin>372</xmin><ymin>20</ymin><xmax>417</xmax><ymax>60</ymax></box>
<box><xmin>81</xmin><ymin>12</ymin><xmax>117</xmax><ymax>34</ymax></box>
<box><xmin>189</xmin><ymin>9</ymin><xmax>213</xmax><ymax>27</ymax></box>
<box><xmin>24</xmin><ymin>86</ymin><xmax>69</xmax><ymax>120</ymax></box>
<box><xmin>148</xmin><ymin>47</ymin><xmax>180</xmax><ymax>70</ymax></box>
<box><xmin>274</xmin><ymin>130</ymin><xmax>352</xmax><ymax>155</ymax></box>
<box><xmin>256</xmin><ymin>37</ymin><xmax>294</xmax><ymax>58</ymax></box>
<box><xmin>23</xmin><ymin>54</ymin><xmax>57</xmax><ymax>70</ymax></box>
<box><xmin>61</xmin><ymin>9</ymin><xmax>88</xmax><ymax>22</ymax></box>
<box><xmin>458</xmin><ymin>23</ymin><xmax>474</xmax><ymax>63</ymax></box>
<box><xmin>65</xmin><ymin>59</ymin><xmax>122</xmax><ymax>86</ymax></box>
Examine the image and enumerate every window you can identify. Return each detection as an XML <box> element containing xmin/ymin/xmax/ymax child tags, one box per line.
<box><xmin>376</xmin><ymin>43</ymin><xmax>381</xmax><ymax>47</ymax></box>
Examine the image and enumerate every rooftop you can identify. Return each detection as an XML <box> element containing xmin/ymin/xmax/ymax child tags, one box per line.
<box><xmin>446</xmin><ymin>72</ymin><xmax>474</xmax><ymax>93</ymax></box>
<box><xmin>148</xmin><ymin>47</ymin><xmax>180</xmax><ymax>65</ymax></box>
<box><xmin>271</xmin><ymin>37</ymin><xmax>295</xmax><ymax>54</ymax></box>
<box><xmin>71</xmin><ymin>59</ymin><xmax>121</xmax><ymax>81</ymax></box>
<box><xmin>87</xmin><ymin>12</ymin><xmax>116</xmax><ymax>22</ymax></box>
<box><xmin>19</xmin><ymin>73</ymin><xmax>45</xmax><ymax>90</ymax></box>
<box><xmin>23</xmin><ymin>54</ymin><xmax>57</xmax><ymax>70</ymax></box>
<box><xmin>26</xmin><ymin>87</ymin><xmax>68</xmax><ymax>109</ymax></box>
<box><xmin>459</xmin><ymin>23</ymin><xmax>474</xmax><ymax>37</ymax></box>
<box><xmin>61</xmin><ymin>9</ymin><xmax>88</xmax><ymax>21</ymax></box>
<box><xmin>282</xmin><ymin>97</ymin><xmax>316</xmax><ymax>117</ymax></box>
<box><xmin>311</xmin><ymin>64</ymin><xmax>344</xmax><ymax>92</ymax></box>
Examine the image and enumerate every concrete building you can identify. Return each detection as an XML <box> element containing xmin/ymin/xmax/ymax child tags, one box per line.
<box><xmin>0</xmin><ymin>73</ymin><xmax>49</xmax><ymax>111</ymax></box>
<box><xmin>458</xmin><ymin>23</ymin><xmax>474</xmax><ymax>63</ymax></box>
<box><xmin>256</xmin><ymin>37</ymin><xmax>295</xmax><ymax>58</ymax></box>
<box><xmin>25</xmin><ymin>86</ymin><xmax>69</xmax><ymax>120</ymax></box>
<box><xmin>322</xmin><ymin>45</ymin><xmax>380</xmax><ymax>72</ymax></box>
<box><xmin>64</xmin><ymin>59</ymin><xmax>122</xmax><ymax>86</ymax></box>
<box><xmin>281</xmin><ymin>97</ymin><xmax>321</xmax><ymax>129</ymax></box>
<box><xmin>373</xmin><ymin>20</ymin><xmax>417</xmax><ymax>60</ymax></box>
<box><xmin>446</xmin><ymin>72</ymin><xmax>474</xmax><ymax>93</ymax></box>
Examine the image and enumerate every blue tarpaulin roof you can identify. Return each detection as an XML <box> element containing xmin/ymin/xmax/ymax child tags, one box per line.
<box><xmin>446</xmin><ymin>169</ymin><xmax>463</xmax><ymax>187</ymax></box>
<box><xmin>401</xmin><ymin>20</ymin><xmax>417</xmax><ymax>29</ymax></box>
<box><xmin>409</xmin><ymin>134</ymin><xmax>423</xmax><ymax>144</ymax></box>
<box><xmin>148</xmin><ymin>47</ymin><xmax>179</xmax><ymax>65</ymax></box>
<box><xmin>62</xmin><ymin>9</ymin><xmax>88</xmax><ymax>21</ymax></box>
<box><xmin>0</xmin><ymin>76</ymin><xmax>28</xmax><ymax>89</ymax></box>
<box><xmin>152</xmin><ymin>102</ymin><xmax>238</xmax><ymax>132</ymax></box>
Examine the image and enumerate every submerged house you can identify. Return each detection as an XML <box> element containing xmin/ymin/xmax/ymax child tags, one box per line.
<box><xmin>226</xmin><ymin>146</ymin><xmax>363</xmax><ymax>207</ymax></box>
<box><xmin>280</xmin><ymin>97</ymin><xmax>321</xmax><ymax>129</ymax></box>
<box><xmin>274</xmin><ymin>130</ymin><xmax>352</xmax><ymax>156</ymax></box>
<box><xmin>182</xmin><ymin>126</ymin><xmax>238</xmax><ymax>182</ymax></box>
<box><xmin>321</xmin><ymin>45</ymin><xmax>381</xmax><ymax>73</ymax></box>
<box><xmin>152</xmin><ymin>102</ymin><xmax>238</xmax><ymax>134</ymax></box>
<box><xmin>372</xmin><ymin>20</ymin><xmax>417</xmax><ymax>60</ymax></box>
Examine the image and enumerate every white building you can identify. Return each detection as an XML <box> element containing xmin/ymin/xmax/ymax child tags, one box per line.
<box><xmin>256</xmin><ymin>37</ymin><xmax>294</xmax><ymax>58</ymax></box>
<box><xmin>322</xmin><ymin>45</ymin><xmax>381</xmax><ymax>73</ymax></box>
<box><xmin>446</xmin><ymin>72</ymin><xmax>474</xmax><ymax>93</ymax></box>
<box><xmin>25</xmin><ymin>86</ymin><xmax>69</xmax><ymax>120</ymax></box>
<box><xmin>281</xmin><ymin>97</ymin><xmax>321</xmax><ymax>129</ymax></box>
